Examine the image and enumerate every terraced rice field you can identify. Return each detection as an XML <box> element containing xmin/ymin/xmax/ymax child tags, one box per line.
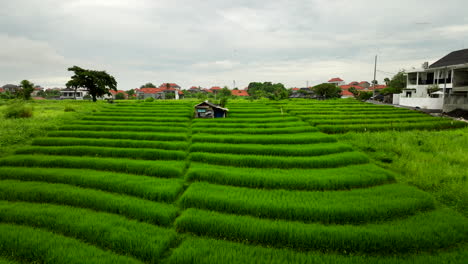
<box><xmin>272</xmin><ymin>99</ymin><xmax>467</xmax><ymax>133</ymax></box>
<box><xmin>0</xmin><ymin>100</ymin><xmax>466</xmax><ymax>263</ymax></box>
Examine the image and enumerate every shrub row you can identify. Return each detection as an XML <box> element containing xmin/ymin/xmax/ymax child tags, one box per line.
<box><xmin>227</xmin><ymin>113</ymin><xmax>286</xmax><ymax>118</ymax></box>
<box><xmin>301</xmin><ymin>113</ymin><xmax>426</xmax><ymax>120</ymax></box>
<box><xmin>175</xmin><ymin>208</ymin><xmax>467</xmax><ymax>253</ymax></box>
<box><xmin>16</xmin><ymin>146</ymin><xmax>186</xmax><ymax>161</ymax></box>
<box><xmin>0</xmin><ymin>201</ymin><xmax>176</xmax><ymax>263</ymax></box>
<box><xmin>192</xmin><ymin>133</ymin><xmax>337</xmax><ymax>144</ymax></box>
<box><xmin>59</xmin><ymin>124</ymin><xmax>189</xmax><ymax>133</ymax></box>
<box><xmin>179</xmin><ymin>182</ymin><xmax>434</xmax><ymax>224</ymax></box>
<box><xmin>0</xmin><ymin>223</ymin><xmax>139</xmax><ymax>264</ymax></box>
<box><xmin>186</xmin><ymin>163</ymin><xmax>395</xmax><ymax>190</ymax></box>
<box><xmin>192</xmin><ymin>117</ymin><xmax>299</xmax><ymax>123</ymax></box>
<box><xmin>317</xmin><ymin>120</ymin><xmax>467</xmax><ymax>133</ymax></box>
<box><xmin>167</xmin><ymin>237</ymin><xmax>468</xmax><ymax>264</ymax></box>
<box><xmin>0</xmin><ymin>155</ymin><xmax>184</xmax><ymax>177</ymax></box>
<box><xmin>47</xmin><ymin>130</ymin><xmax>188</xmax><ymax>142</ymax></box>
<box><xmin>289</xmin><ymin>108</ymin><xmax>412</xmax><ymax>115</ymax></box>
<box><xmin>192</xmin><ymin>126</ymin><xmax>318</xmax><ymax>135</ymax></box>
<box><xmin>91</xmin><ymin>112</ymin><xmax>191</xmax><ymax>117</ymax></box>
<box><xmin>33</xmin><ymin>137</ymin><xmax>189</xmax><ymax>151</ymax></box>
<box><xmin>99</xmin><ymin>109</ymin><xmax>191</xmax><ymax>114</ymax></box>
<box><xmin>190</xmin><ymin>142</ymin><xmax>351</xmax><ymax>156</ymax></box>
<box><xmin>0</xmin><ymin>167</ymin><xmax>184</xmax><ymax>202</ymax></box>
<box><xmin>309</xmin><ymin>117</ymin><xmax>442</xmax><ymax>125</ymax></box>
<box><xmin>0</xmin><ymin>180</ymin><xmax>178</xmax><ymax>226</ymax></box>
<box><xmin>189</xmin><ymin>151</ymin><xmax>369</xmax><ymax>169</ymax></box>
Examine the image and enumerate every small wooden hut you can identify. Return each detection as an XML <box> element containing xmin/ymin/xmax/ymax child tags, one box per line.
<box><xmin>194</xmin><ymin>101</ymin><xmax>229</xmax><ymax>118</ymax></box>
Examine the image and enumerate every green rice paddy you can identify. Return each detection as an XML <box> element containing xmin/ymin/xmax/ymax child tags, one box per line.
<box><xmin>0</xmin><ymin>99</ymin><xmax>466</xmax><ymax>263</ymax></box>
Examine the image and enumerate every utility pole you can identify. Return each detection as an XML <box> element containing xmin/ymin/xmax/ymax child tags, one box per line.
<box><xmin>306</xmin><ymin>80</ymin><xmax>309</xmax><ymax>88</ymax></box>
<box><xmin>373</xmin><ymin>55</ymin><xmax>377</xmax><ymax>97</ymax></box>
<box><xmin>233</xmin><ymin>80</ymin><xmax>236</xmax><ymax>89</ymax></box>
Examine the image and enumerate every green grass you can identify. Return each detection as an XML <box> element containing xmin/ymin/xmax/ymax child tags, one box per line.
<box><xmin>192</xmin><ymin>133</ymin><xmax>337</xmax><ymax>144</ymax></box>
<box><xmin>47</xmin><ymin>130</ymin><xmax>188</xmax><ymax>141</ymax></box>
<box><xmin>0</xmin><ymin>201</ymin><xmax>176</xmax><ymax>263</ymax></box>
<box><xmin>0</xmin><ymin>155</ymin><xmax>184</xmax><ymax>177</ymax></box>
<box><xmin>0</xmin><ymin>223</ymin><xmax>141</xmax><ymax>263</ymax></box>
<box><xmin>0</xmin><ymin>167</ymin><xmax>183</xmax><ymax>202</ymax></box>
<box><xmin>186</xmin><ymin>163</ymin><xmax>395</xmax><ymax>190</ymax></box>
<box><xmin>190</xmin><ymin>142</ymin><xmax>352</xmax><ymax>156</ymax></box>
<box><xmin>301</xmin><ymin>113</ymin><xmax>428</xmax><ymax>120</ymax></box>
<box><xmin>15</xmin><ymin>145</ymin><xmax>187</xmax><ymax>160</ymax></box>
<box><xmin>59</xmin><ymin>124</ymin><xmax>189</xmax><ymax>133</ymax></box>
<box><xmin>309</xmin><ymin>117</ymin><xmax>442</xmax><ymax>125</ymax></box>
<box><xmin>91</xmin><ymin>112</ymin><xmax>191</xmax><ymax>117</ymax></box>
<box><xmin>175</xmin><ymin>208</ymin><xmax>467</xmax><ymax>253</ymax></box>
<box><xmin>33</xmin><ymin>137</ymin><xmax>189</xmax><ymax>150</ymax></box>
<box><xmin>192</xmin><ymin>116</ymin><xmax>299</xmax><ymax>123</ymax></box>
<box><xmin>339</xmin><ymin>127</ymin><xmax>468</xmax><ymax>216</ymax></box>
<box><xmin>0</xmin><ymin>180</ymin><xmax>178</xmax><ymax>226</ymax></box>
<box><xmin>191</xmin><ymin>121</ymin><xmax>308</xmax><ymax>128</ymax></box>
<box><xmin>317</xmin><ymin>120</ymin><xmax>467</xmax><ymax>133</ymax></box>
<box><xmin>227</xmin><ymin>113</ymin><xmax>286</xmax><ymax>118</ymax></box>
<box><xmin>167</xmin><ymin>237</ymin><xmax>468</xmax><ymax>264</ymax></box>
<box><xmin>179</xmin><ymin>182</ymin><xmax>434</xmax><ymax>224</ymax></box>
<box><xmin>192</xmin><ymin>126</ymin><xmax>318</xmax><ymax>134</ymax></box>
<box><xmin>190</xmin><ymin>151</ymin><xmax>369</xmax><ymax>168</ymax></box>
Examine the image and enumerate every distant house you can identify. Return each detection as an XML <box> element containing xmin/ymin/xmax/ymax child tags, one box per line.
<box><xmin>328</xmin><ymin>77</ymin><xmax>345</xmax><ymax>86</ymax></box>
<box><xmin>339</xmin><ymin>84</ymin><xmax>386</xmax><ymax>98</ymax></box>
<box><xmin>187</xmin><ymin>86</ymin><xmax>201</xmax><ymax>93</ymax></box>
<box><xmin>136</xmin><ymin>86</ymin><xmax>183</xmax><ymax>100</ymax></box>
<box><xmin>231</xmin><ymin>90</ymin><xmax>249</xmax><ymax>97</ymax></box>
<box><xmin>209</xmin><ymin>86</ymin><xmax>222</xmax><ymax>93</ymax></box>
<box><xmin>395</xmin><ymin>49</ymin><xmax>468</xmax><ymax>111</ymax></box>
<box><xmin>2</xmin><ymin>84</ymin><xmax>20</xmax><ymax>94</ymax></box>
<box><xmin>194</xmin><ymin>101</ymin><xmax>229</xmax><ymax>118</ymax></box>
<box><xmin>31</xmin><ymin>87</ymin><xmax>44</xmax><ymax>96</ymax></box>
<box><xmin>60</xmin><ymin>87</ymin><xmax>89</xmax><ymax>100</ymax></box>
<box><xmin>109</xmin><ymin>90</ymin><xmax>128</xmax><ymax>99</ymax></box>
<box><xmin>289</xmin><ymin>87</ymin><xmax>315</xmax><ymax>98</ymax></box>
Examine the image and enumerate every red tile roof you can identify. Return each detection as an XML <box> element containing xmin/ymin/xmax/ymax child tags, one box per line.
<box><xmin>109</xmin><ymin>90</ymin><xmax>127</xmax><ymax>95</ymax></box>
<box><xmin>189</xmin><ymin>86</ymin><xmax>199</xmax><ymax>90</ymax></box>
<box><xmin>159</xmin><ymin>83</ymin><xmax>180</xmax><ymax>89</ymax></box>
<box><xmin>0</xmin><ymin>88</ymin><xmax>4</xmax><ymax>93</ymax></box>
<box><xmin>210</xmin><ymin>86</ymin><xmax>222</xmax><ymax>90</ymax></box>
<box><xmin>348</xmin><ymin>81</ymin><xmax>359</xmax><ymax>85</ymax></box>
<box><xmin>203</xmin><ymin>88</ymin><xmax>213</xmax><ymax>93</ymax></box>
<box><xmin>328</xmin><ymin>77</ymin><xmax>344</xmax><ymax>82</ymax></box>
<box><xmin>359</xmin><ymin>81</ymin><xmax>369</xmax><ymax>84</ymax></box>
<box><xmin>231</xmin><ymin>90</ymin><xmax>249</xmax><ymax>96</ymax></box>
<box><xmin>339</xmin><ymin>85</ymin><xmax>366</xmax><ymax>90</ymax></box>
<box><xmin>372</xmin><ymin>85</ymin><xmax>387</xmax><ymax>89</ymax></box>
<box><xmin>292</xmin><ymin>88</ymin><xmax>300</xmax><ymax>91</ymax></box>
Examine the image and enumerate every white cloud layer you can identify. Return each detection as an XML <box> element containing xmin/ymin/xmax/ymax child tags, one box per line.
<box><xmin>1</xmin><ymin>0</ymin><xmax>468</xmax><ymax>89</ymax></box>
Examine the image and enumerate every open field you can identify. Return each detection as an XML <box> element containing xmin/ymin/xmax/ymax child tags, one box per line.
<box><xmin>0</xmin><ymin>99</ymin><xmax>466</xmax><ymax>263</ymax></box>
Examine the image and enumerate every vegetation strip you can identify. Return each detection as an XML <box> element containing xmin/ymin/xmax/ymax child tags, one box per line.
<box><xmin>0</xmin><ymin>223</ymin><xmax>141</xmax><ymax>264</ymax></box>
<box><xmin>192</xmin><ymin>126</ymin><xmax>318</xmax><ymax>135</ymax></box>
<box><xmin>0</xmin><ymin>155</ymin><xmax>184</xmax><ymax>177</ymax></box>
<box><xmin>192</xmin><ymin>133</ymin><xmax>337</xmax><ymax>144</ymax></box>
<box><xmin>47</xmin><ymin>130</ymin><xmax>188</xmax><ymax>141</ymax></box>
<box><xmin>0</xmin><ymin>201</ymin><xmax>176</xmax><ymax>263</ymax></box>
<box><xmin>186</xmin><ymin>163</ymin><xmax>395</xmax><ymax>190</ymax></box>
<box><xmin>15</xmin><ymin>146</ymin><xmax>187</xmax><ymax>160</ymax></box>
<box><xmin>59</xmin><ymin>124</ymin><xmax>189</xmax><ymax>133</ymax></box>
<box><xmin>190</xmin><ymin>151</ymin><xmax>369</xmax><ymax>168</ymax></box>
<box><xmin>191</xmin><ymin>121</ymin><xmax>308</xmax><ymax>128</ymax></box>
<box><xmin>71</xmin><ymin>120</ymin><xmax>189</xmax><ymax>127</ymax></box>
<box><xmin>82</xmin><ymin>116</ymin><xmax>190</xmax><ymax>122</ymax></box>
<box><xmin>309</xmin><ymin>117</ymin><xmax>444</xmax><ymax>125</ymax></box>
<box><xmin>190</xmin><ymin>142</ymin><xmax>352</xmax><ymax>156</ymax></box>
<box><xmin>179</xmin><ymin>182</ymin><xmax>434</xmax><ymax>224</ymax></box>
<box><xmin>0</xmin><ymin>180</ymin><xmax>178</xmax><ymax>226</ymax></box>
<box><xmin>167</xmin><ymin>237</ymin><xmax>468</xmax><ymax>264</ymax></box>
<box><xmin>33</xmin><ymin>137</ymin><xmax>189</xmax><ymax>150</ymax></box>
<box><xmin>192</xmin><ymin>117</ymin><xmax>299</xmax><ymax>123</ymax></box>
<box><xmin>0</xmin><ymin>167</ymin><xmax>183</xmax><ymax>202</ymax></box>
<box><xmin>317</xmin><ymin>121</ymin><xmax>467</xmax><ymax>133</ymax></box>
<box><xmin>175</xmin><ymin>208</ymin><xmax>467</xmax><ymax>253</ymax></box>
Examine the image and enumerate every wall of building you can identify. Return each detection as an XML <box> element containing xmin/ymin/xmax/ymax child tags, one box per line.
<box><xmin>399</xmin><ymin>97</ymin><xmax>444</xmax><ymax>110</ymax></box>
<box><xmin>443</xmin><ymin>95</ymin><xmax>468</xmax><ymax>112</ymax></box>
<box><xmin>392</xmin><ymin>94</ymin><xmax>400</xmax><ymax>104</ymax></box>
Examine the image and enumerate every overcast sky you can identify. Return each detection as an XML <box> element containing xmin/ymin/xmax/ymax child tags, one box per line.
<box><xmin>1</xmin><ymin>0</ymin><xmax>468</xmax><ymax>90</ymax></box>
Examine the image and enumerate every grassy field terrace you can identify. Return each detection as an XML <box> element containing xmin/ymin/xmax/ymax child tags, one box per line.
<box><xmin>0</xmin><ymin>99</ymin><xmax>466</xmax><ymax>263</ymax></box>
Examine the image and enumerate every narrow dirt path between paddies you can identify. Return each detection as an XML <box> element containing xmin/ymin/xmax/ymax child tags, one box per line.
<box><xmin>0</xmin><ymin>100</ymin><xmax>466</xmax><ymax>264</ymax></box>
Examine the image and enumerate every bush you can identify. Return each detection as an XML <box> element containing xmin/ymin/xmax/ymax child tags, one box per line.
<box><xmin>64</xmin><ymin>106</ymin><xmax>76</xmax><ymax>112</ymax></box>
<box><xmin>4</xmin><ymin>102</ymin><xmax>33</xmax><ymax>118</ymax></box>
<box><xmin>145</xmin><ymin>97</ymin><xmax>154</xmax><ymax>102</ymax></box>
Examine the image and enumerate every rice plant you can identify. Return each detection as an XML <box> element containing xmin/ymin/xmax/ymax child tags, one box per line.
<box><xmin>192</xmin><ymin>121</ymin><xmax>308</xmax><ymax>129</ymax></box>
<box><xmin>59</xmin><ymin>124</ymin><xmax>189</xmax><ymax>133</ymax></box>
<box><xmin>71</xmin><ymin>120</ymin><xmax>189</xmax><ymax>127</ymax></box>
<box><xmin>0</xmin><ymin>166</ymin><xmax>184</xmax><ymax>202</ymax></box>
<box><xmin>190</xmin><ymin>151</ymin><xmax>369</xmax><ymax>168</ymax></box>
<box><xmin>179</xmin><ymin>182</ymin><xmax>435</xmax><ymax>223</ymax></box>
<box><xmin>47</xmin><ymin>130</ymin><xmax>188</xmax><ymax>141</ymax></box>
<box><xmin>15</xmin><ymin>146</ymin><xmax>186</xmax><ymax>160</ymax></box>
<box><xmin>0</xmin><ymin>223</ymin><xmax>140</xmax><ymax>264</ymax></box>
<box><xmin>0</xmin><ymin>179</ymin><xmax>178</xmax><ymax>226</ymax></box>
<box><xmin>186</xmin><ymin>163</ymin><xmax>395</xmax><ymax>190</ymax></box>
<box><xmin>81</xmin><ymin>116</ymin><xmax>190</xmax><ymax>122</ymax></box>
<box><xmin>192</xmin><ymin>133</ymin><xmax>337</xmax><ymax>144</ymax></box>
<box><xmin>0</xmin><ymin>155</ymin><xmax>184</xmax><ymax>177</ymax></box>
<box><xmin>192</xmin><ymin>126</ymin><xmax>318</xmax><ymax>135</ymax></box>
<box><xmin>317</xmin><ymin>120</ymin><xmax>467</xmax><ymax>133</ymax></box>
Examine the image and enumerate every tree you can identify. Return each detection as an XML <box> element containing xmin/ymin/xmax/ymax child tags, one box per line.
<box><xmin>140</xmin><ymin>83</ymin><xmax>156</xmax><ymax>88</ymax></box>
<box><xmin>18</xmin><ymin>80</ymin><xmax>35</xmax><ymax>100</ymax></box>
<box><xmin>381</xmin><ymin>71</ymin><xmax>407</xmax><ymax>95</ymax></box>
<box><xmin>384</xmin><ymin>78</ymin><xmax>390</xmax><ymax>86</ymax></box>
<box><xmin>66</xmin><ymin>66</ymin><xmax>117</xmax><ymax>102</ymax></box>
<box><xmin>312</xmin><ymin>83</ymin><xmax>342</xmax><ymax>99</ymax></box>
<box><xmin>246</xmin><ymin>82</ymin><xmax>288</xmax><ymax>100</ymax></box>
<box><xmin>115</xmin><ymin>92</ymin><xmax>126</xmax><ymax>100</ymax></box>
<box><xmin>220</xmin><ymin>87</ymin><xmax>232</xmax><ymax>97</ymax></box>
<box><xmin>126</xmin><ymin>89</ymin><xmax>135</xmax><ymax>98</ymax></box>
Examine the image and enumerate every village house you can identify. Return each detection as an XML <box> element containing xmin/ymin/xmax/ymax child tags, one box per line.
<box><xmin>194</xmin><ymin>101</ymin><xmax>229</xmax><ymax>118</ymax></box>
<box><xmin>136</xmin><ymin>83</ymin><xmax>183</xmax><ymax>100</ymax></box>
<box><xmin>109</xmin><ymin>90</ymin><xmax>129</xmax><ymax>99</ymax></box>
<box><xmin>60</xmin><ymin>87</ymin><xmax>90</xmax><ymax>100</ymax></box>
<box><xmin>231</xmin><ymin>89</ymin><xmax>249</xmax><ymax>97</ymax></box>
<box><xmin>395</xmin><ymin>49</ymin><xmax>468</xmax><ymax>111</ymax></box>
<box><xmin>328</xmin><ymin>77</ymin><xmax>345</xmax><ymax>86</ymax></box>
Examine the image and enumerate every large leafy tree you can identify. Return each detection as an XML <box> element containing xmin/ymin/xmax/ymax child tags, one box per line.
<box><xmin>140</xmin><ymin>82</ymin><xmax>156</xmax><ymax>88</ymax></box>
<box><xmin>18</xmin><ymin>80</ymin><xmax>35</xmax><ymax>100</ymax></box>
<box><xmin>312</xmin><ymin>83</ymin><xmax>342</xmax><ymax>99</ymax></box>
<box><xmin>66</xmin><ymin>66</ymin><xmax>117</xmax><ymax>102</ymax></box>
<box><xmin>381</xmin><ymin>71</ymin><xmax>407</xmax><ymax>94</ymax></box>
<box><xmin>247</xmin><ymin>82</ymin><xmax>288</xmax><ymax>100</ymax></box>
